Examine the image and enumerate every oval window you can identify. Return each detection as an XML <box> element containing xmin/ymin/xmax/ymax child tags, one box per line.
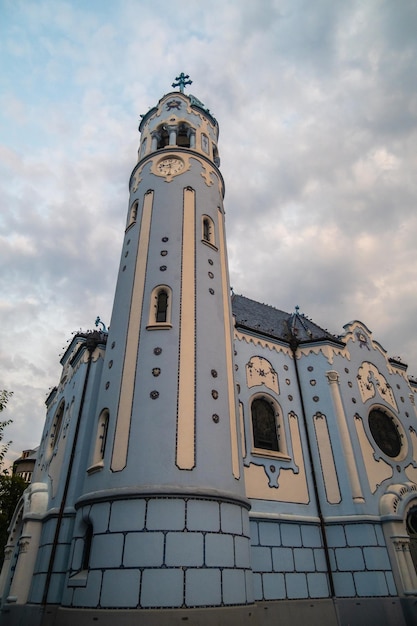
<box><xmin>368</xmin><ymin>409</ymin><xmax>401</xmax><ymax>458</ymax></box>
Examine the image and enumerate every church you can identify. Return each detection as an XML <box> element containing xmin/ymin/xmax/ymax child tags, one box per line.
<box><xmin>1</xmin><ymin>76</ymin><xmax>417</xmax><ymax>626</ymax></box>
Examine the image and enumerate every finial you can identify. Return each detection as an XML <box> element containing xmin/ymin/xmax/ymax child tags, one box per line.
<box><xmin>172</xmin><ymin>73</ymin><xmax>192</xmax><ymax>93</ymax></box>
<box><xmin>295</xmin><ymin>305</ymin><xmax>300</xmax><ymax>314</ymax></box>
<box><xmin>95</xmin><ymin>316</ymin><xmax>108</xmax><ymax>333</ymax></box>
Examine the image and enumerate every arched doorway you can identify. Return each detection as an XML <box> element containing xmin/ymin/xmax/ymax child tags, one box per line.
<box><xmin>406</xmin><ymin>505</ymin><xmax>417</xmax><ymax>576</ymax></box>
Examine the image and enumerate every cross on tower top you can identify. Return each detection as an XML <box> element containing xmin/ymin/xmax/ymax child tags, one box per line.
<box><xmin>172</xmin><ymin>73</ymin><xmax>192</xmax><ymax>93</ymax></box>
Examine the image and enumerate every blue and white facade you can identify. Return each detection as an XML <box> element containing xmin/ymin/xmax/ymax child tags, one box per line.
<box><xmin>1</xmin><ymin>84</ymin><xmax>417</xmax><ymax>626</ymax></box>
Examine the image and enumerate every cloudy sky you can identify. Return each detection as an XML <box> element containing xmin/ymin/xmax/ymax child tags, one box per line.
<box><xmin>1</xmin><ymin>0</ymin><xmax>417</xmax><ymax>463</ymax></box>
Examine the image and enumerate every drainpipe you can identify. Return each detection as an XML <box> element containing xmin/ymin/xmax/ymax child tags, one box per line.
<box><xmin>289</xmin><ymin>334</ymin><xmax>335</xmax><ymax>597</ymax></box>
<box><xmin>42</xmin><ymin>335</ymin><xmax>98</xmax><ymax>606</ymax></box>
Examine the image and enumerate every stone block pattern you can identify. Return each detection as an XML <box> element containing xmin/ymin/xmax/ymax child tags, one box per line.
<box><xmin>30</xmin><ymin>515</ymin><xmax>74</xmax><ymax>604</ymax></box>
<box><xmin>250</xmin><ymin>519</ymin><xmax>396</xmax><ymax>601</ymax></box>
<box><xmin>63</xmin><ymin>496</ymin><xmax>252</xmax><ymax>609</ymax></box>
<box><xmin>327</xmin><ymin>522</ymin><xmax>397</xmax><ymax>597</ymax></box>
<box><xmin>250</xmin><ymin>520</ymin><xmax>329</xmax><ymax>600</ymax></box>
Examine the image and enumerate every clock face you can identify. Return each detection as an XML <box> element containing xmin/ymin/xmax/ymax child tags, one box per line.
<box><xmin>156</xmin><ymin>157</ymin><xmax>184</xmax><ymax>176</ymax></box>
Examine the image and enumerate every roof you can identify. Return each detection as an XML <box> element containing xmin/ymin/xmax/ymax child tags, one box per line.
<box><xmin>231</xmin><ymin>294</ymin><xmax>342</xmax><ymax>346</ymax></box>
<box><xmin>13</xmin><ymin>447</ymin><xmax>39</xmax><ymax>464</ymax></box>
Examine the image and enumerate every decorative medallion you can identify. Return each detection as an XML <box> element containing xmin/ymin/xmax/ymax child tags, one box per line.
<box><xmin>212</xmin><ymin>390</ymin><xmax>219</xmax><ymax>399</ymax></box>
<box><xmin>152</xmin><ymin>368</ymin><xmax>161</xmax><ymax>377</ymax></box>
<box><xmin>212</xmin><ymin>414</ymin><xmax>219</xmax><ymax>423</ymax></box>
<box><xmin>150</xmin><ymin>390</ymin><xmax>159</xmax><ymax>399</ymax></box>
<box><xmin>166</xmin><ymin>99</ymin><xmax>182</xmax><ymax>110</ymax></box>
<box><xmin>357</xmin><ymin>362</ymin><xmax>397</xmax><ymax>410</ymax></box>
<box><xmin>211</xmin><ymin>369</ymin><xmax>218</xmax><ymax>378</ymax></box>
<box><xmin>356</xmin><ymin>329</ymin><xmax>370</xmax><ymax>350</ymax></box>
<box><xmin>161</xmin><ymin>250</ymin><xmax>168</xmax><ymax>256</ymax></box>
<box><xmin>162</xmin><ymin>236</ymin><xmax>169</xmax><ymax>242</ymax></box>
<box><xmin>160</xmin><ymin>265</ymin><xmax>167</xmax><ymax>271</ymax></box>
<box><xmin>246</xmin><ymin>356</ymin><xmax>279</xmax><ymax>393</ymax></box>
<box><xmin>154</xmin><ymin>347</ymin><xmax>162</xmax><ymax>355</ymax></box>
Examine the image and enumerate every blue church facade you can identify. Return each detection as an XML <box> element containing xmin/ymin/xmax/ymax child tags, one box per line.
<box><xmin>1</xmin><ymin>81</ymin><xmax>417</xmax><ymax>625</ymax></box>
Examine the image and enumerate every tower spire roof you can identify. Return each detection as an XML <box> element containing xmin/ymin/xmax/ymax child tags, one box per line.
<box><xmin>172</xmin><ymin>72</ymin><xmax>192</xmax><ymax>93</ymax></box>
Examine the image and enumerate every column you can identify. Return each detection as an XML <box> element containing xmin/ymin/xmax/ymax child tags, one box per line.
<box><xmin>326</xmin><ymin>370</ymin><xmax>364</xmax><ymax>502</ymax></box>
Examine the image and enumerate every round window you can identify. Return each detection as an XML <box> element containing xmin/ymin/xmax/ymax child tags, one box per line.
<box><xmin>368</xmin><ymin>409</ymin><xmax>401</xmax><ymax>458</ymax></box>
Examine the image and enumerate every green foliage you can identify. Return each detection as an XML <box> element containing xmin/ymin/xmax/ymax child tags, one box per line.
<box><xmin>0</xmin><ymin>474</ymin><xmax>26</xmax><ymax>564</ymax></box>
<box><xmin>0</xmin><ymin>391</ymin><xmax>26</xmax><ymax>565</ymax></box>
<box><xmin>0</xmin><ymin>390</ymin><xmax>13</xmax><ymax>468</ymax></box>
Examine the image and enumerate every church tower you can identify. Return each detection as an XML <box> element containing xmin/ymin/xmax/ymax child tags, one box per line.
<box><xmin>28</xmin><ymin>75</ymin><xmax>252</xmax><ymax>621</ymax></box>
<box><xmin>83</xmin><ymin>74</ymin><xmax>251</xmax><ymax>610</ymax></box>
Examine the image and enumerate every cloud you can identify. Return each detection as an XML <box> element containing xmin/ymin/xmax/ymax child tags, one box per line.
<box><xmin>1</xmin><ymin>0</ymin><xmax>417</xmax><ymax>463</ymax></box>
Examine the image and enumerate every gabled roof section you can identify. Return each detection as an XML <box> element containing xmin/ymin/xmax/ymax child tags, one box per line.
<box><xmin>232</xmin><ymin>294</ymin><xmax>342</xmax><ymax>346</ymax></box>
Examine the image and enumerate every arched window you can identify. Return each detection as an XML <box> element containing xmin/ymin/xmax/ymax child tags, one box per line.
<box><xmin>251</xmin><ymin>397</ymin><xmax>279</xmax><ymax>452</ymax></box>
<box><xmin>407</xmin><ymin>506</ymin><xmax>417</xmax><ymax>576</ymax></box>
<box><xmin>202</xmin><ymin>215</ymin><xmax>216</xmax><ymax>247</ymax></box>
<box><xmin>139</xmin><ymin>137</ymin><xmax>147</xmax><ymax>159</ymax></box>
<box><xmin>127</xmin><ymin>200</ymin><xmax>138</xmax><ymax>228</ymax></box>
<box><xmin>50</xmin><ymin>400</ymin><xmax>65</xmax><ymax>451</ymax></box>
<box><xmin>177</xmin><ymin>123</ymin><xmax>192</xmax><ymax>148</ymax></box>
<box><xmin>201</xmin><ymin>133</ymin><xmax>209</xmax><ymax>154</ymax></box>
<box><xmin>213</xmin><ymin>145</ymin><xmax>220</xmax><ymax>166</ymax></box>
<box><xmin>88</xmin><ymin>409</ymin><xmax>109</xmax><ymax>473</ymax></box>
<box><xmin>156</xmin><ymin>289</ymin><xmax>168</xmax><ymax>322</ymax></box>
<box><xmin>147</xmin><ymin>286</ymin><xmax>172</xmax><ymax>329</ymax></box>
<box><xmin>157</xmin><ymin>126</ymin><xmax>169</xmax><ymax>149</ymax></box>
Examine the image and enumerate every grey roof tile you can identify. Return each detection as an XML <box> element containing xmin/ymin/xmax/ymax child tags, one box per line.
<box><xmin>231</xmin><ymin>294</ymin><xmax>342</xmax><ymax>345</ymax></box>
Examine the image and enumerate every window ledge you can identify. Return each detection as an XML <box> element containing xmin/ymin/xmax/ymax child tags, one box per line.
<box><xmin>86</xmin><ymin>460</ymin><xmax>104</xmax><ymax>475</ymax></box>
<box><xmin>146</xmin><ymin>323</ymin><xmax>172</xmax><ymax>331</ymax></box>
<box><xmin>251</xmin><ymin>449</ymin><xmax>291</xmax><ymax>461</ymax></box>
<box><xmin>68</xmin><ymin>571</ymin><xmax>88</xmax><ymax>587</ymax></box>
<box><xmin>201</xmin><ymin>240</ymin><xmax>218</xmax><ymax>251</ymax></box>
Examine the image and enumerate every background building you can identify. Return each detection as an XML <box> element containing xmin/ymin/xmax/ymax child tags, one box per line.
<box><xmin>1</xmin><ymin>80</ymin><xmax>417</xmax><ymax>626</ymax></box>
<box><xmin>12</xmin><ymin>449</ymin><xmax>38</xmax><ymax>484</ymax></box>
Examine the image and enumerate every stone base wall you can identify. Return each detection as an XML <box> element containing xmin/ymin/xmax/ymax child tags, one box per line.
<box><xmin>62</xmin><ymin>495</ymin><xmax>253</xmax><ymax>609</ymax></box>
<box><xmin>2</xmin><ymin>597</ymin><xmax>413</xmax><ymax>626</ymax></box>
<box><xmin>250</xmin><ymin>518</ymin><xmax>397</xmax><ymax>601</ymax></box>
